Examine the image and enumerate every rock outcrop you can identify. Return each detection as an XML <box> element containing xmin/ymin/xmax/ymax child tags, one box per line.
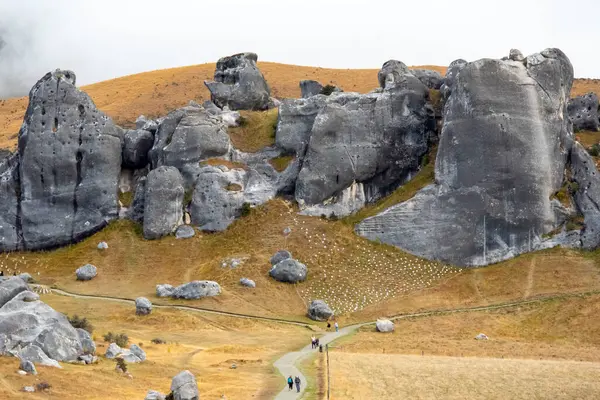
<box><xmin>75</xmin><ymin>264</ymin><xmax>97</xmax><ymax>281</ymax></box>
<box><xmin>411</xmin><ymin>69</ymin><xmax>444</xmax><ymax>89</ymax></box>
<box><xmin>269</xmin><ymin>259</ymin><xmax>307</xmax><ymax>283</ymax></box>
<box><xmin>275</xmin><ymin>96</ymin><xmax>327</xmax><ymax>154</ymax></box>
<box><xmin>135</xmin><ymin>297</ymin><xmax>152</xmax><ymax>315</ymax></box>
<box><xmin>0</xmin><ymin>70</ymin><xmax>122</xmax><ymax>252</ymax></box>
<box><xmin>357</xmin><ymin>49</ymin><xmax>575</xmax><ymax>266</ymax></box>
<box><xmin>105</xmin><ymin>342</ymin><xmax>146</xmax><ymax>363</ymax></box>
<box><xmin>270</xmin><ymin>250</ymin><xmax>292</xmax><ymax>266</ymax></box>
<box><xmin>204</xmin><ymin>52</ymin><xmax>271</xmax><ymax>111</ymax></box>
<box><xmin>376</xmin><ymin>319</ymin><xmax>395</xmax><ymax>332</ymax></box>
<box><xmin>307</xmin><ymin>300</ymin><xmax>333</xmax><ymax>321</ymax></box>
<box><xmin>170</xmin><ymin>370</ymin><xmax>199</xmax><ymax>400</ymax></box>
<box><xmin>300</xmin><ymin>80</ymin><xmax>323</xmax><ymax>98</ymax></box>
<box><xmin>122</xmin><ymin>129</ymin><xmax>154</xmax><ymax>169</ymax></box>
<box><xmin>156</xmin><ymin>281</ymin><xmax>221</xmax><ymax>299</ymax></box>
<box><xmin>143</xmin><ymin>166</ymin><xmax>184</xmax><ymax>239</ymax></box>
<box><xmin>295</xmin><ymin>61</ymin><xmax>433</xmax><ymax>216</ymax></box>
<box><xmin>570</xmin><ymin>142</ymin><xmax>600</xmax><ymax>248</ymax></box>
<box><xmin>569</xmin><ymin>92</ymin><xmax>599</xmax><ymax>132</ymax></box>
<box><xmin>175</xmin><ymin>225</ymin><xmax>195</xmax><ymax>239</ymax></box>
<box><xmin>0</xmin><ymin>277</ymin><xmax>87</xmax><ymax>366</ymax></box>
<box><xmin>148</xmin><ymin>103</ymin><xmax>231</xmax><ymax>188</ymax></box>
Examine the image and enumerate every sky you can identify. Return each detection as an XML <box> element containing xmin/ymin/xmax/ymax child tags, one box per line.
<box><xmin>0</xmin><ymin>0</ymin><xmax>598</xmax><ymax>98</ymax></box>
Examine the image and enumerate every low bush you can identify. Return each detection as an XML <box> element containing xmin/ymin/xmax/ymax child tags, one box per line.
<box><xmin>116</xmin><ymin>357</ymin><xmax>128</xmax><ymax>373</ymax></box>
<box><xmin>36</xmin><ymin>382</ymin><xmax>51</xmax><ymax>392</ymax></box>
<box><xmin>320</xmin><ymin>84</ymin><xmax>337</xmax><ymax>96</ymax></box>
<box><xmin>67</xmin><ymin>315</ymin><xmax>93</xmax><ymax>334</ymax></box>
<box><xmin>151</xmin><ymin>338</ymin><xmax>166</xmax><ymax>344</ymax></box>
<box><xmin>103</xmin><ymin>332</ymin><xmax>129</xmax><ymax>348</ymax></box>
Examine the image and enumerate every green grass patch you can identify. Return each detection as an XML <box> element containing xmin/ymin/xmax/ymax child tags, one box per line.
<box><xmin>118</xmin><ymin>191</ymin><xmax>133</xmax><ymax>207</ymax></box>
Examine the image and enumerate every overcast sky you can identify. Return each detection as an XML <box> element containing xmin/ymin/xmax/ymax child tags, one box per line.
<box><xmin>0</xmin><ymin>0</ymin><xmax>598</xmax><ymax>98</ymax></box>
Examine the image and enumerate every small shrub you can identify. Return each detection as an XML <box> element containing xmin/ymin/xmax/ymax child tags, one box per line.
<box><xmin>240</xmin><ymin>202</ymin><xmax>252</xmax><ymax>217</ymax></box>
<box><xmin>116</xmin><ymin>357</ymin><xmax>128</xmax><ymax>373</ymax></box>
<box><xmin>589</xmin><ymin>144</ymin><xmax>600</xmax><ymax>157</ymax></box>
<box><xmin>138</xmin><ymin>342</ymin><xmax>144</xmax><ymax>347</ymax></box>
<box><xmin>569</xmin><ymin>181</ymin><xmax>580</xmax><ymax>194</ymax></box>
<box><xmin>151</xmin><ymin>338</ymin><xmax>166</xmax><ymax>345</ymax></box>
<box><xmin>320</xmin><ymin>214</ymin><xmax>327</xmax><ymax>220</ymax></box>
<box><xmin>165</xmin><ymin>393</ymin><xmax>174</xmax><ymax>400</ymax></box>
<box><xmin>103</xmin><ymin>332</ymin><xmax>129</xmax><ymax>348</ymax></box>
<box><xmin>329</xmin><ymin>213</ymin><xmax>339</xmax><ymax>221</ymax></box>
<box><xmin>68</xmin><ymin>315</ymin><xmax>93</xmax><ymax>334</ymax></box>
<box><xmin>36</xmin><ymin>382</ymin><xmax>51</xmax><ymax>392</ymax></box>
<box><xmin>320</xmin><ymin>84</ymin><xmax>337</xmax><ymax>96</ymax></box>
<box><xmin>420</xmin><ymin>154</ymin><xmax>430</xmax><ymax>168</ymax></box>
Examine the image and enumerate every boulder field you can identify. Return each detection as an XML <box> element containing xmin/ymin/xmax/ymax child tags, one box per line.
<box><xmin>1</xmin><ymin>48</ymin><xmax>600</xmax><ymax>267</ymax></box>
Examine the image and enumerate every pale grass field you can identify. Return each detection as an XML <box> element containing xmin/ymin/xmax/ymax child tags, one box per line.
<box><xmin>328</xmin><ymin>353</ymin><xmax>600</xmax><ymax>400</ymax></box>
<box><xmin>0</xmin><ymin>294</ymin><xmax>311</xmax><ymax>400</ymax></box>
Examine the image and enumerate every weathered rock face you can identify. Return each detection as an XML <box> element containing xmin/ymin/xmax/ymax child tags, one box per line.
<box><xmin>171</xmin><ymin>281</ymin><xmax>221</xmax><ymax>299</ymax></box>
<box><xmin>275</xmin><ymin>96</ymin><xmax>327</xmax><ymax>154</ymax></box>
<box><xmin>570</xmin><ymin>142</ymin><xmax>600</xmax><ymax>248</ymax></box>
<box><xmin>76</xmin><ymin>328</ymin><xmax>96</xmax><ymax>355</ymax></box>
<box><xmin>204</xmin><ymin>52</ymin><xmax>271</xmax><ymax>111</ymax></box>
<box><xmin>568</xmin><ymin>93</ymin><xmax>599</xmax><ymax>132</ymax></box>
<box><xmin>0</xmin><ymin>278</ymin><xmax>85</xmax><ymax>364</ymax></box>
<box><xmin>240</xmin><ymin>277</ymin><xmax>256</xmax><ymax>288</ymax></box>
<box><xmin>411</xmin><ymin>69</ymin><xmax>444</xmax><ymax>90</ymax></box>
<box><xmin>156</xmin><ymin>284</ymin><xmax>174</xmax><ymax>298</ymax></box>
<box><xmin>0</xmin><ymin>70</ymin><xmax>122</xmax><ymax>252</ymax></box>
<box><xmin>148</xmin><ymin>104</ymin><xmax>231</xmax><ymax>188</ymax></box>
<box><xmin>75</xmin><ymin>264</ymin><xmax>97</xmax><ymax>281</ymax></box>
<box><xmin>105</xmin><ymin>342</ymin><xmax>145</xmax><ymax>363</ymax></box>
<box><xmin>175</xmin><ymin>225</ymin><xmax>195</xmax><ymax>239</ymax></box>
<box><xmin>122</xmin><ymin>129</ymin><xmax>154</xmax><ymax>169</ymax></box>
<box><xmin>307</xmin><ymin>300</ymin><xmax>333</xmax><ymax>321</ymax></box>
<box><xmin>143</xmin><ymin>166</ymin><xmax>184</xmax><ymax>240</ymax></box>
<box><xmin>440</xmin><ymin>59</ymin><xmax>467</xmax><ymax>100</ymax></box>
<box><xmin>300</xmin><ymin>80</ymin><xmax>323</xmax><ymax>98</ymax></box>
<box><xmin>270</xmin><ymin>250</ymin><xmax>292</xmax><ymax>266</ymax></box>
<box><xmin>135</xmin><ymin>297</ymin><xmax>152</xmax><ymax>315</ymax></box>
<box><xmin>295</xmin><ymin>67</ymin><xmax>433</xmax><ymax>216</ymax></box>
<box><xmin>376</xmin><ymin>319</ymin><xmax>394</xmax><ymax>332</ymax></box>
<box><xmin>357</xmin><ymin>49</ymin><xmax>575</xmax><ymax>266</ymax></box>
<box><xmin>269</xmin><ymin>259</ymin><xmax>307</xmax><ymax>283</ymax></box>
<box><xmin>170</xmin><ymin>370</ymin><xmax>199</xmax><ymax>400</ymax></box>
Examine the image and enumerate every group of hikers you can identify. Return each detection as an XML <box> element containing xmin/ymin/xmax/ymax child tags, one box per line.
<box><xmin>287</xmin><ymin>375</ymin><xmax>301</xmax><ymax>392</ymax></box>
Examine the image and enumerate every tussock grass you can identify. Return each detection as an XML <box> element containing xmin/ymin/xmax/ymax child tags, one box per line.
<box><xmin>268</xmin><ymin>155</ymin><xmax>295</xmax><ymax>172</ymax></box>
<box><xmin>228</xmin><ymin>109</ymin><xmax>278</xmax><ymax>152</ymax></box>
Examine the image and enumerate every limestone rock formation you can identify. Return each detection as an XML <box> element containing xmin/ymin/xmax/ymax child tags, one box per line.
<box><xmin>122</xmin><ymin>129</ymin><xmax>154</xmax><ymax>169</ymax></box>
<box><xmin>570</xmin><ymin>142</ymin><xmax>600</xmax><ymax>248</ymax></box>
<box><xmin>275</xmin><ymin>95</ymin><xmax>327</xmax><ymax>154</ymax></box>
<box><xmin>0</xmin><ymin>70</ymin><xmax>122</xmax><ymax>252</ymax></box>
<box><xmin>269</xmin><ymin>259</ymin><xmax>307</xmax><ymax>283</ymax></box>
<box><xmin>175</xmin><ymin>225</ymin><xmax>195</xmax><ymax>239</ymax></box>
<box><xmin>19</xmin><ymin>359</ymin><xmax>37</xmax><ymax>375</ymax></box>
<box><xmin>145</xmin><ymin>390</ymin><xmax>166</xmax><ymax>400</ymax></box>
<box><xmin>204</xmin><ymin>52</ymin><xmax>271</xmax><ymax>111</ymax></box>
<box><xmin>440</xmin><ymin>59</ymin><xmax>467</xmax><ymax>100</ymax></box>
<box><xmin>307</xmin><ymin>300</ymin><xmax>333</xmax><ymax>321</ymax></box>
<box><xmin>135</xmin><ymin>297</ymin><xmax>152</xmax><ymax>315</ymax></box>
<box><xmin>411</xmin><ymin>69</ymin><xmax>444</xmax><ymax>89</ymax></box>
<box><xmin>300</xmin><ymin>80</ymin><xmax>323</xmax><ymax>98</ymax></box>
<box><xmin>105</xmin><ymin>342</ymin><xmax>145</xmax><ymax>363</ymax></box>
<box><xmin>270</xmin><ymin>250</ymin><xmax>292</xmax><ymax>266</ymax></box>
<box><xmin>75</xmin><ymin>264</ymin><xmax>97</xmax><ymax>281</ymax></box>
<box><xmin>0</xmin><ymin>278</ymin><xmax>86</xmax><ymax>365</ymax></box>
<box><xmin>295</xmin><ymin>62</ymin><xmax>433</xmax><ymax>216</ymax></box>
<box><xmin>76</xmin><ymin>328</ymin><xmax>96</xmax><ymax>355</ymax></box>
<box><xmin>156</xmin><ymin>281</ymin><xmax>221</xmax><ymax>299</ymax></box>
<box><xmin>376</xmin><ymin>319</ymin><xmax>395</xmax><ymax>332</ymax></box>
<box><xmin>568</xmin><ymin>93</ymin><xmax>599</xmax><ymax>132</ymax></box>
<box><xmin>357</xmin><ymin>48</ymin><xmax>575</xmax><ymax>266</ymax></box>
<box><xmin>170</xmin><ymin>370</ymin><xmax>200</xmax><ymax>400</ymax></box>
<box><xmin>148</xmin><ymin>104</ymin><xmax>231</xmax><ymax>188</ymax></box>
<box><xmin>143</xmin><ymin>166</ymin><xmax>184</xmax><ymax>240</ymax></box>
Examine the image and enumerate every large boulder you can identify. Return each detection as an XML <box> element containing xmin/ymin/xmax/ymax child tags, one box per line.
<box><xmin>170</xmin><ymin>281</ymin><xmax>221</xmax><ymax>299</ymax></box>
<box><xmin>275</xmin><ymin>95</ymin><xmax>327</xmax><ymax>154</ymax></box>
<box><xmin>570</xmin><ymin>142</ymin><xmax>600</xmax><ymax>248</ymax></box>
<box><xmin>0</xmin><ymin>280</ymin><xmax>84</xmax><ymax>363</ymax></box>
<box><xmin>76</xmin><ymin>328</ymin><xmax>96</xmax><ymax>355</ymax></box>
<box><xmin>75</xmin><ymin>264</ymin><xmax>97</xmax><ymax>281</ymax></box>
<box><xmin>376</xmin><ymin>319</ymin><xmax>395</xmax><ymax>332</ymax></box>
<box><xmin>269</xmin><ymin>259</ymin><xmax>307</xmax><ymax>283</ymax></box>
<box><xmin>357</xmin><ymin>49</ymin><xmax>575</xmax><ymax>266</ymax></box>
<box><xmin>411</xmin><ymin>69</ymin><xmax>444</xmax><ymax>90</ymax></box>
<box><xmin>568</xmin><ymin>93</ymin><xmax>599</xmax><ymax>132</ymax></box>
<box><xmin>170</xmin><ymin>370</ymin><xmax>199</xmax><ymax>400</ymax></box>
<box><xmin>300</xmin><ymin>80</ymin><xmax>324</xmax><ymax>98</ymax></box>
<box><xmin>19</xmin><ymin>359</ymin><xmax>37</xmax><ymax>374</ymax></box>
<box><xmin>122</xmin><ymin>129</ymin><xmax>154</xmax><ymax>169</ymax></box>
<box><xmin>307</xmin><ymin>300</ymin><xmax>334</xmax><ymax>321</ymax></box>
<box><xmin>295</xmin><ymin>64</ymin><xmax>433</xmax><ymax>216</ymax></box>
<box><xmin>148</xmin><ymin>104</ymin><xmax>231</xmax><ymax>188</ymax></box>
<box><xmin>156</xmin><ymin>284</ymin><xmax>175</xmax><ymax>298</ymax></box>
<box><xmin>143</xmin><ymin>166</ymin><xmax>184</xmax><ymax>240</ymax></box>
<box><xmin>14</xmin><ymin>70</ymin><xmax>122</xmax><ymax>251</ymax></box>
<box><xmin>0</xmin><ymin>276</ymin><xmax>28</xmax><ymax>308</ymax></box>
<box><xmin>16</xmin><ymin>344</ymin><xmax>61</xmax><ymax>368</ymax></box>
<box><xmin>204</xmin><ymin>52</ymin><xmax>271</xmax><ymax>111</ymax></box>
<box><xmin>136</xmin><ymin>297</ymin><xmax>152</xmax><ymax>315</ymax></box>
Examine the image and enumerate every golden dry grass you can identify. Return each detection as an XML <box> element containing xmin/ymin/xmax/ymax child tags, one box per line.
<box><xmin>0</xmin><ymin>294</ymin><xmax>310</xmax><ymax>400</ymax></box>
<box><xmin>328</xmin><ymin>352</ymin><xmax>600</xmax><ymax>400</ymax></box>
<box><xmin>228</xmin><ymin>108</ymin><xmax>278</xmax><ymax>152</ymax></box>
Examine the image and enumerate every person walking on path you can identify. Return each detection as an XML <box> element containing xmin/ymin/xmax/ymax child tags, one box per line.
<box><xmin>334</xmin><ymin>322</ymin><xmax>339</xmax><ymax>332</ymax></box>
<box><xmin>295</xmin><ymin>376</ymin><xmax>301</xmax><ymax>393</ymax></box>
<box><xmin>287</xmin><ymin>376</ymin><xmax>293</xmax><ymax>391</ymax></box>
<box><xmin>311</xmin><ymin>336</ymin><xmax>316</xmax><ymax>349</ymax></box>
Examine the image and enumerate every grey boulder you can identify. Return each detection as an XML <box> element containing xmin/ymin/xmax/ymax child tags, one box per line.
<box><xmin>270</xmin><ymin>250</ymin><xmax>292</xmax><ymax>266</ymax></box>
<box><xmin>175</xmin><ymin>225</ymin><xmax>195</xmax><ymax>239</ymax></box>
<box><xmin>240</xmin><ymin>277</ymin><xmax>256</xmax><ymax>288</ymax></box>
<box><xmin>76</xmin><ymin>328</ymin><xmax>96</xmax><ymax>355</ymax></box>
<box><xmin>568</xmin><ymin>92</ymin><xmax>599</xmax><ymax>132</ymax></box>
<box><xmin>411</xmin><ymin>69</ymin><xmax>444</xmax><ymax>90</ymax></box>
<box><xmin>136</xmin><ymin>297</ymin><xmax>152</xmax><ymax>315</ymax></box>
<box><xmin>378</xmin><ymin>60</ymin><xmax>410</xmax><ymax>89</ymax></box>
<box><xmin>145</xmin><ymin>390</ymin><xmax>166</xmax><ymax>400</ymax></box>
<box><xmin>0</xmin><ymin>276</ymin><xmax>28</xmax><ymax>308</ymax></box>
<box><xmin>18</xmin><ymin>273</ymin><xmax>33</xmax><ymax>283</ymax></box>
<box><xmin>16</xmin><ymin>344</ymin><xmax>61</xmax><ymax>368</ymax></box>
<box><xmin>570</xmin><ymin>142</ymin><xmax>600</xmax><ymax>248</ymax></box>
<box><xmin>170</xmin><ymin>370</ymin><xmax>200</xmax><ymax>400</ymax></box>
<box><xmin>204</xmin><ymin>52</ymin><xmax>271</xmax><ymax>111</ymax></box>
<box><xmin>136</xmin><ymin>115</ymin><xmax>159</xmax><ymax>133</ymax></box>
<box><xmin>269</xmin><ymin>259</ymin><xmax>307</xmax><ymax>283</ymax></box>
<box><xmin>130</xmin><ymin>344</ymin><xmax>146</xmax><ymax>362</ymax></box>
<box><xmin>376</xmin><ymin>319</ymin><xmax>395</xmax><ymax>332</ymax></box>
<box><xmin>307</xmin><ymin>300</ymin><xmax>333</xmax><ymax>321</ymax></box>
<box><xmin>275</xmin><ymin>95</ymin><xmax>327</xmax><ymax>154</ymax></box>
<box><xmin>105</xmin><ymin>343</ymin><xmax>122</xmax><ymax>359</ymax></box>
<box><xmin>19</xmin><ymin>359</ymin><xmax>37</xmax><ymax>374</ymax></box>
<box><xmin>143</xmin><ymin>166</ymin><xmax>184</xmax><ymax>240</ymax></box>
<box><xmin>509</xmin><ymin>48</ymin><xmax>525</xmax><ymax>62</ymax></box>
<box><xmin>122</xmin><ymin>129</ymin><xmax>154</xmax><ymax>169</ymax></box>
<box><xmin>170</xmin><ymin>281</ymin><xmax>222</xmax><ymax>299</ymax></box>
<box><xmin>156</xmin><ymin>284</ymin><xmax>175</xmax><ymax>298</ymax></box>
<box><xmin>75</xmin><ymin>264</ymin><xmax>97</xmax><ymax>281</ymax></box>
<box><xmin>300</xmin><ymin>80</ymin><xmax>323</xmax><ymax>98</ymax></box>
<box><xmin>357</xmin><ymin>48</ymin><xmax>575</xmax><ymax>266</ymax></box>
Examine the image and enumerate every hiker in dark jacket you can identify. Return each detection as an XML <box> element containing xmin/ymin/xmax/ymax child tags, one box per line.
<box><xmin>295</xmin><ymin>376</ymin><xmax>301</xmax><ymax>392</ymax></box>
<box><xmin>287</xmin><ymin>376</ymin><xmax>293</xmax><ymax>390</ymax></box>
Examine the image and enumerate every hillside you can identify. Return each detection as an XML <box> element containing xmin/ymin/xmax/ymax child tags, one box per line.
<box><xmin>1</xmin><ymin>61</ymin><xmax>598</xmax><ymax>151</ymax></box>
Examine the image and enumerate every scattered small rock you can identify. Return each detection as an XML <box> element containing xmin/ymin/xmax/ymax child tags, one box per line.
<box><xmin>17</xmin><ymin>370</ymin><xmax>27</xmax><ymax>376</ymax></box>
<box><xmin>175</xmin><ymin>225</ymin><xmax>195</xmax><ymax>239</ymax></box>
<box><xmin>76</xmin><ymin>264</ymin><xmax>97</xmax><ymax>281</ymax></box>
<box><xmin>19</xmin><ymin>359</ymin><xmax>37</xmax><ymax>375</ymax></box>
<box><xmin>376</xmin><ymin>319</ymin><xmax>395</xmax><ymax>333</ymax></box>
<box><xmin>230</xmin><ymin>363</ymin><xmax>237</xmax><ymax>369</ymax></box>
<box><xmin>475</xmin><ymin>333</ymin><xmax>489</xmax><ymax>340</ymax></box>
<box><xmin>145</xmin><ymin>390</ymin><xmax>166</xmax><ymax>400</ymax></box>
<box><xmin>136</xmin><ymin>297</ymin><xmax>153</xmax><ymax>315</ymax></box>
<box><xmin>240</xmin><ymin>278</ymin><xmax>256</xmax><ymax>288</ymax></box>
<box><xmin>22</xmin><ymin>386</ymin><xmax>35</xmax><ymax>393</ymax></box>
<box><xmin>97</xmin><ymin>241</ymin><xmax>109</xmax><ymax>250</ymax></box>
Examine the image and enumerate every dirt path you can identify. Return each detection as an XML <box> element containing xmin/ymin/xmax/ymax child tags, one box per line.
<box><xmin>50</xmin><ymin>286</ymin><xmax>600</xmax><ymax>399</ymax></box>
